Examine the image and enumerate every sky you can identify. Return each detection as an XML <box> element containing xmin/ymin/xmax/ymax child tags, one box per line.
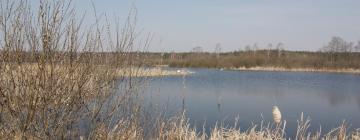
<box><xmin>40</xmin><ymin>0</ymin><xmax>360</xmax><ymax>52</ymax></box>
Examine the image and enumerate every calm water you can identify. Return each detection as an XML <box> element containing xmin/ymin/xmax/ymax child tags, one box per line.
<box><xmin>143</xmin><ymin>68</ymin><xmax>360</xmax><ymax>137</ymax></box>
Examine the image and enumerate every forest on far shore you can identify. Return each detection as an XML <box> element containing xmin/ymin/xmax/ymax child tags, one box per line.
<box><xmin>142</xmin><ymin>36</ymin><xmax>360</xmax><ymax>69</ymax></box>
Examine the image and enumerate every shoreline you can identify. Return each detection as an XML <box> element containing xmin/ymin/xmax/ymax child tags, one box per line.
<box><xmin>229</xmin><ymin>66</ymin><xmax>360</xmax><ymax>74</ymax></box>
<box><xmin>5</xmin><ymin>63</ymin><xmax>192</xmax><ymax>77</ymax></box>
<box><xmin>116</xmin><ymin>68</ymin><xmax>192</xmax><ymax>77</ymax></box>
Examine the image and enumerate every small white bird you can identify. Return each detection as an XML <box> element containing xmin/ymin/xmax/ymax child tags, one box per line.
<box><xmin>272</xmin><ymin>106</ymin><xmax>282</xmax><ymax>124</ymax></box>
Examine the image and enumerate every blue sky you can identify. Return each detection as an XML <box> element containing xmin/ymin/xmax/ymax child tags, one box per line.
<box><xmin>46</xmin><ymin>0</ymin><xmax>360</xmax><ymax>52</ymax></box>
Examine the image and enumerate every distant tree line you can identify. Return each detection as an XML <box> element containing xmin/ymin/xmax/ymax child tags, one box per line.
<box><xmin>143</xmin><ymin>37</ymin><xmax>360</xmax><ymax>69</ymax></box>
<box><xmin>3</xmin><ymin>36</ymin><xmax>358</xmax><ymax>69</ymax></box>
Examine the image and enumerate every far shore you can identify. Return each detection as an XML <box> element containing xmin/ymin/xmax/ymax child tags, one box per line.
<box><xmin>229</xmin><ymin>66</ymin><xmax>360</xmax><ymax>74</ymax></box>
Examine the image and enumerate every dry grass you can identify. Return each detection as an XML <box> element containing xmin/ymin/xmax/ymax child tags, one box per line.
<box><xmin>149</xmin><ymin>113</ymin><xmax>360</xmax><ymax>140</ymax></box>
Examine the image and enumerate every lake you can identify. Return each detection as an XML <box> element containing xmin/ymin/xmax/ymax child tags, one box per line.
<box><xmin>143</xmin><ymin>68</ymin><xmax>360</xmax><ymax>138</ymax></box>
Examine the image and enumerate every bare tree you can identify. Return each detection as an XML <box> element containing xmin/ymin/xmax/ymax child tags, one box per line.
<box><xmin>276</xmin><ymin>42</ymin><xmax>284</xmax><ymax>58</ymax></box>
<box><xmin>322</xmin><ymin>36</ymin><xmax>352</xmax><ymax>53</ymax></box>
<box><xmin>252</xmin><ymin>43</ymin><xmax>258</xmax><ymax>56</ymax></box>
<box><xmin>214</xmin><ymin>43</ymin><xmax>221</xmax><ymax>59</ymax></box>
<box><xmin>355</xmin><ymin>40</ymin><xmax>360</xmax><ymax>52</ymax></box>
<box><xmin>322</xmin><ymin>36</ymin><xmax>355</xmax><ymax>63</ymax></box>
<box><xmin>267</xmin><ymin>43</ymin><xmax>273</xmax><ymax>58</ymax></box>
<box><xmin>244</xmin><ymin>45</ymin><xmax>251</xmax><ymax>52</ymax></box>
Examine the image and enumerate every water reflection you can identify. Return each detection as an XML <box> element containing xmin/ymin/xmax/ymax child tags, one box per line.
<box><xmin>216</xmin><ymin>95</ymin><xmax>222</xmax><ymax>113</ymax></box>
<box><xmin>144</xmin><ymin>69</ymin><xmax>360</xmax><ymax>137</ymax></box>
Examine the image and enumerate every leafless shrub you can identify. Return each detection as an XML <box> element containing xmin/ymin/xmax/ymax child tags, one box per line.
<box><xmin>0</xmin><ymin>0</ymin><xmax>148</xmax><ymax>139</ymax></box>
